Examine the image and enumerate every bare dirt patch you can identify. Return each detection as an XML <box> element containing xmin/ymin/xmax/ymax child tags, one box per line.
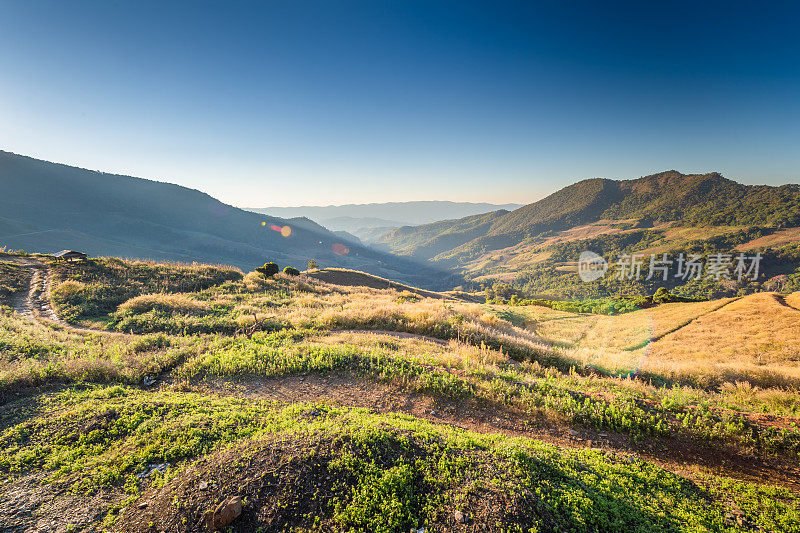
<box><xmin>0</xmin><ymin>473</ymin><xmax>123</xmax><ymax>533</ymax></box>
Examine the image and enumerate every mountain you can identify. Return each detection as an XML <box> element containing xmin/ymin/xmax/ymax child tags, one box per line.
<box><xmin>244</xmin><ymin>201</ymin><xmax>524</xmax><ymax>232</ymax></box>
<box><xmin>374</xmin><ymin>171</ymin><xmax>800</xmax><ymax>297</ymax></box>
<box><xmin>0</xmin><ymin>151</ymin><xmax>454</xmax><ymax>288</ymax></box>
<box><xmin>378</xmin><ymin>171</ymin><xmax>800</xmax><ymax>262</ymax></box>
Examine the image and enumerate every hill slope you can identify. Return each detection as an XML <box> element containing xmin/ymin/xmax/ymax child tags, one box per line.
<box><xmin>378</xmin><ymin>171</ymin><xmax>800</xmax><ymax>265</ymax></box>
<box><xmin>0</xmin><ymin>151</ymin><xmax>452</xmax><ymax>288</ymax></box>
<box><xmin>372</xmin><ymin>171</ymin><xmax>800</xmax><ymax>298</ymax></box>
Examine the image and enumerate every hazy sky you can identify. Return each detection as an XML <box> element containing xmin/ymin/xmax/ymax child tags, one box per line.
<box><xmin>1</xmin><ymin>1</ymin><xmax>799</xmax><ymax>207</ymax></box>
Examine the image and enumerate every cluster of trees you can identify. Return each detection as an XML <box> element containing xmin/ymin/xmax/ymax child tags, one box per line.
<box><xmin>255</xmin><ymin>259</ymin><xmax>319</xmax><ymax>278</ymax></box>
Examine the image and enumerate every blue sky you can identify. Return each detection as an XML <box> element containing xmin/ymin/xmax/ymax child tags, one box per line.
<box><xmin>1</xmin><ymin>1</ymin><xmax>798</xmax><ymax>206</ymax></box>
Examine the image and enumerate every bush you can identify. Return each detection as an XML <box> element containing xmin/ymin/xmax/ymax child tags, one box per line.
<box><xmin>307</xmin><ymin>260</ymin><xmax>319</xmax><ymax>270</ymax></box>
<box><xmin>256</xmin><ymin>262</ymin><xmax>279</xmax><ymax>278</ymax></box>
<box><xmin>283</xmin><ymin>266</ymin><xmax>300</xmax><ymax>276</ymax></box>
<box><xmin>117</xmin><ymin>293</ymin><xmax>211</xmax><ymax>316</ymax></box>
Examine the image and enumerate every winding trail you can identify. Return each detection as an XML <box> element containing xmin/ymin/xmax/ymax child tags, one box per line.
<box><xmin>2</xmin><ymin>255</ymin><xmax>121</xmax><ymax>336</ymax></box>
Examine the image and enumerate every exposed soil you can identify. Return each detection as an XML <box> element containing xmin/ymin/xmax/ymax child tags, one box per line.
<box><xmin>344</xmin><ymin>328</ymin><xmax>450</xmax><ymax>346</ymax></box>
<box><xmin>0</xmin><ymin>473</ymin><xmax>122</xmax><ymax>533</ymax></box>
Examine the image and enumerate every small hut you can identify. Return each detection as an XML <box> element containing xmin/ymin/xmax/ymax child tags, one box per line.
<box><xmin>53</xmin><ymin>250</ymin><xmax>88</xmax><ymax>262</ymax></box>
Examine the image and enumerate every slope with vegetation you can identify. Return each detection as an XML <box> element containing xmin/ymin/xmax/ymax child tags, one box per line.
<box><xmin>1</xmin><ymin>254</ymin><xmax>799</xmax><ymax>531</ymax></box>
<box><xmin>374</xmin><ymin>171</ymin><xmax>800</xmax><ymax>299</ymax></box>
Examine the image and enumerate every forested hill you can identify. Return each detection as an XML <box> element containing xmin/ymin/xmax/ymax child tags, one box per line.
<box><xmin>374</xmin><ymin>171</ymin><xmax>800</xmax><ymax>263</ymax></box>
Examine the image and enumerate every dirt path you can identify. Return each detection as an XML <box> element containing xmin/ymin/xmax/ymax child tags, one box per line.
<box><xmin>4</xmin><ymin>255</ymin><xmax>123</xmax><ymax>336</ymax></box>
<box><xmin>197</xmin><ymin>373</ymin><xmax>800</xmax><ymax>492</ymax></box>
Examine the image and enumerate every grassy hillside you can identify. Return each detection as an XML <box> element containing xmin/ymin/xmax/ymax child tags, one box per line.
<box><xmin>0</xmin><ymin>151</ymin><xmax>453</xmax><ymax>289</ymax></box>
<box><xmin>1</xmin><ymin>255</ymin><xmax>800</xmax><ymax>530</ymax></box>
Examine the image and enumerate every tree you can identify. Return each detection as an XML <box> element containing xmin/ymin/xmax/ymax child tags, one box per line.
<box><xmin>307</xmin><ymin>259</ymin><xmax>319</xmax><ymax>270</ymax></box>
<box><xmin>283</xmin><ymin>266</ymin><xmax>300</xmax><ymax>276</ymax></box>
<box><xmin>256</xmin><ymin>262</ymin><xmax>279</xmax><ymax>277</ymax></box>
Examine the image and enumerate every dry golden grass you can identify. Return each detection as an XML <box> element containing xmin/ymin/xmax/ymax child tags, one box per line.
<box><xmin>609</xmin><ymin>292</ymin><xmax>800</xmax><ymax>388</ymax></box>
<box><xmin>510</xmin><ymin>292</ymin><xmax>800</xmax><ymax>388</ymax></box>
<box><xmin>648</xmin><ymin>293</ymin><xmax>800</xmax><ymax>365</ymax></box>
<box><xmin>14</xmin><ymin>253</ymin><xmax>800</xmax><ymax>391</ymax></box>
<box><xmin>118</xmin><ymin>293</ymin><xmax>212</xmax><ymax>316</ymax></box>
<box><xmin>579</xmin><ymin>298</ymin><xmax>735</xmax><ymax>351</ymax></box>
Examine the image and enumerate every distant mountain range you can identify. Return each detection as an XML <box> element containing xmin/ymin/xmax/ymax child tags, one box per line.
<box><xmin>244</xmin><ymin>201</ymin><xmax>524</xmax><ymax>241</ymax></box>
<box><xmin>0</xmin><ymin>151</ymin><xmax>454</xmax><ymax>288</ymax></box>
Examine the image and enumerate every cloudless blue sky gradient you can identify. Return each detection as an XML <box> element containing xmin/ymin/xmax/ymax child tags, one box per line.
<box><xmin>1</xmin><ymin>0</ymin><xmax>799</xmax><ymax>206</ymax></box>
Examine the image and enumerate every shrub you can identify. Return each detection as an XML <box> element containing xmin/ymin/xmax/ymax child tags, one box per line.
<box><xmin>307</xmin><ymin>259</ymin><xmax>319</xmax><ymax>270</ymax></box>
<box><xmin>117</xmin><ymin>293</ymin><xmax>212</xmax><ymax>316</ymax></box>
<box><xmin>256</xmin><ymin>262</ymin><xmax>279</xmax><ymax>278</ymax></box>
<box><xmin>283</xmin><ymin>266</ymin><xmax>300</xmax><ymax>276</ymax></box>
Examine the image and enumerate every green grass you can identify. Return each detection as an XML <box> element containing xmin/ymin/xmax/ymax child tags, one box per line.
<box><xmin>2</xmin><ymin>385</ymin><xmax>798</xmax><ymax>532</ymax></box>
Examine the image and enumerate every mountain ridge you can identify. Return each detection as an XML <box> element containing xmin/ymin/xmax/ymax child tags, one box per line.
<box><xmin>376</xmin><ymin>171</ymin><xmax>800</xmax><ymax>266</ymax></box>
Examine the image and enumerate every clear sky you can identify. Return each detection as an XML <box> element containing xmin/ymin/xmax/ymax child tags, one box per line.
<box><xmin>1</xmin><ymin>1</ymin><xmax>799</xmax><ymax>207</ymax></box>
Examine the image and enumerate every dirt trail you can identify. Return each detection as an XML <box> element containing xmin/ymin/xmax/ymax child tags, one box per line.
<box><xmin>3</xmin><ymin>255</ymin><xmax>122</xmax><ymax>336</ymax></box>
<box><xmin>197</xmin><ymin>373</ymin><xmax>800</xmax><ymax>492</ymax></box>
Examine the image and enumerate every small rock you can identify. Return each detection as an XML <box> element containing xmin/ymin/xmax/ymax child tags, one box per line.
<box><xmin>142</xmin><ymin>376</ymin><xmax>156</xmax><ymax>387</ymax></box>
<box><xmin>137</xmin><ymin>502</ymin><xmax>148</xmax><ymax>509</ymax></box>
<box><xmin>454</xmin><ymin>510</ymin><xmax>467</xmax><ymax>524</ymax></box>
<box><xmin>204</xmin><ymin>495</ymin><xmax>243</xmax><ymax>530</ymax></box>
<box><xmin>199</xmin><ymin>481</ymin><xmax>209</xmax><ymax>490</ymax></box>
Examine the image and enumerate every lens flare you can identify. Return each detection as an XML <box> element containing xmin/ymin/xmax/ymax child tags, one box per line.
<box><xmin>270</xmin><ymin>224</ymin><xmax>282</xmax><ymax>232</ymax></box>
<box><xmin>331</xmin><ymin>242</ymin><xmax>349</xmax><ymax>255</ymax></box>
<box><xmin>281</xmin><ymin>225</ymin><xmax>292</xmax><ymax>238</ymax></box>
<box><xmin>261</xmin><ymin>221</ymin><xmax>266</xmax><ymax>226</ymax></box>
